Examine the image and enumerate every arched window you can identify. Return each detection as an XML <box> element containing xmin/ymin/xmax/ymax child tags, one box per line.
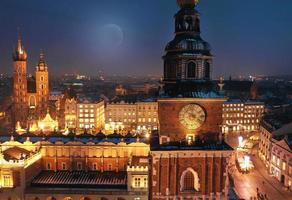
<box><xmin>180</xmin><ymin>168</ymin><xmax>200</xmax><ymax>192</ymax></box>
<box><xmin>29</xmin><ymin>96</ymin><xmax>36</xmax><ymax>107</ymax></box>
<box><xmin>184</xmin><ymin>171</ymin><xmax>194</xmax><ymax>190</ymax></box>
<box><xmin>187</xmin><ymin>62</ymin><xmax>196</xmax><ymax>78</ymax></box>
<box><xmin>204</xmin><ymin>61</ymin><xmax>210</xmax><ymax>79</ymax></box>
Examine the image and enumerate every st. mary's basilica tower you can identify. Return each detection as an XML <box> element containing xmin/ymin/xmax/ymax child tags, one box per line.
<box><xmin>163</xmin><ymin>0</ymin><xmax>213</xmax><ymax>96</ymax></box>
<box><xmin>12</xmin><ymin>33</ymin><xmax>50</xmax><ymax>129</ymax></box>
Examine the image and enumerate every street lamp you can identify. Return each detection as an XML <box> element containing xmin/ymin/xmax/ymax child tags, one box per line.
<box><xmin>238</xmin><ymin>136</ymin><xmax>243</xmax><ymax>148</ymax></box>
<box><xmin>244</xmin><ymin>155</ymin><xmax>250</xmax><ymax>170</ymax></box>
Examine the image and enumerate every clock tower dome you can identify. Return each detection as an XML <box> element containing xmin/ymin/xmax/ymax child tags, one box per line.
<box><xmin>163</xmin><ymin>0</ymin><xmax>213</xmax><ymax>96</ymax></box>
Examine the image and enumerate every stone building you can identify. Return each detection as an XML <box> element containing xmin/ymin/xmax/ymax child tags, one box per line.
<box><xmin>149</xmin><ymin>1</ymin><xmax>233</xmax><ymax>199</ymax></box>
<box><xmin>76</xmin><ymin>100</ymin><xmax>105</xmax><ymax>132</ymax></box>
<box><xmin>222</xmin><ymin>100</ymin><xmax>264</xmax><ymax>133</ymax></box>
<box><xmin>258</xmin><ymin>112</ymin><xmax>292</xmax><ymax>189</ymax></box>
<box><xmin>0</xmin><ymin>134</ymin><xmax>149</xmax><ymax>200</ymax></box>
<box><xmin>105</xmin><ymin>101</ymin><xmax>158</xmax><ymax>134</ymax></box>
<box><xmin>12</xmin><ymin>34</ymin><xmax>49</xmax><ymax>128</ymax></box>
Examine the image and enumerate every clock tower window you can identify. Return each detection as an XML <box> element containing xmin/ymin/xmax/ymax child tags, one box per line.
<box><xmin>187</xmin><ymin>62</ymin><xmax>197</xmax><ymax>78</ymax></box>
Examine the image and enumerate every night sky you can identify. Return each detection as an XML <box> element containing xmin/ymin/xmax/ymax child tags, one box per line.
<box><xmin>0</xmin><ymin>0</ymin><xmax>292</xmax><ymax>78</ymax></box>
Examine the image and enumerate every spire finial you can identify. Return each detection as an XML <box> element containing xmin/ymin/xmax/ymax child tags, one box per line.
<box><xmin>177</xmin><ymin>0</ymin><xmax>199</xmax><ymax>8</ymax></box>
<box><xmin>13</xmin><ymin>28</ymin><xmax>27</xmax><ymax>61</ymax></box>
<box><xmin>39</xmin><ymin>49</ymin><xmax>45</xmax><ymax>62</ymax></box>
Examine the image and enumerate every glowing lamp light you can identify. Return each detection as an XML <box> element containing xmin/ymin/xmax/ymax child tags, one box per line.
<box><xmin>238</xmin><ymin>136</ymin><xmax>243</xmax><ymax>148</ymax></box>
<box><xmin>145</xmin><ymin>133</ymin><xmax>150</xmax><ymax>139</ymax></box>
<box><xmin>39</xmin><ymin>123</ymin><xmax>45</xmax><ymax>130</ymax></box>
<box><xmin>244</xmin><ymin>155</ymin><xmax>250</xmax><ymax>169</ymax></box>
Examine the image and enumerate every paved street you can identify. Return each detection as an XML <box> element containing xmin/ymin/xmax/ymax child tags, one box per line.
<box><xmin>233</xmin><ymin>154</ymin><xmax>292</xmax><ymax>200</ymax></box>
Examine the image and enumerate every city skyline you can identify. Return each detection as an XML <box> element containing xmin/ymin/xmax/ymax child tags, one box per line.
<box><xmin>1</xmin><ymin>0</ymin><xmax>292</xmax><ymax>77</ymax></box>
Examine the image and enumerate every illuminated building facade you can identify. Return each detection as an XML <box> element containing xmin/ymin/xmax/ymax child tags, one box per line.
<box><xmin>222</xmin><ymin>100</ymin><xmax>264</xmax><ymax>133</ymax></box>
<box><xmin>149</xmin><ymin>1</ymin><xmax>233</xmax><ymax>199</ymax></box>
<box><xmin>0</xmin><ymin>135</ymin><xmax>149</xmax><ymax>200</ymax></box>
<box><xmin>76</xmin><ymin>100</ymin><xmax>105</xmax><ymax>132</ymax></box>
<box><xmin>12</xmin><ymin>34</ymin><xmax>49</xmax><ymax>128</ymax></box>
<box><xmin>64</xmin><ymin>98</ymin><xmax>77</xmax><ymax>129</ymax></box>
<box><xmin>258</xmin><ymin>113</ymin><xmax>292</xmax><ymax>188</ymax></box>
<box><xmin>136</xmin><ymin>102</ymin><xmax>158</xmax><ymax>132</ymax></box>
<box><xmin>105</xmin><ymin>101</ymin><xmax>158</xmax><ymax>134</ymax></box>
<box><xmin>105</xmin><ymin>101</ymin><xmax>137</xmax><ymax>133</ymax></box>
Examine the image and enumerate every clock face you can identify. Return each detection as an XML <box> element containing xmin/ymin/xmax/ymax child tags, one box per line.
<box><xmin>179</xmin><ymin>104</ymin><xmax>206</xmax><ymax>130</ymax></box>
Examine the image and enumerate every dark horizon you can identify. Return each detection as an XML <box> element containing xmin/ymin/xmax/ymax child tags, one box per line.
<box><xmin>1</xmin><ymin>0</ymin><xmax>292</xmax><ymax>78</ymax></box>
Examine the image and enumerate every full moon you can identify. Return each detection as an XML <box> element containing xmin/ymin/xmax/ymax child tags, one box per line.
<box><xmin>99</xmin><ymin>24</ymin><xmax>124</xmax><ymax>49</ymax></box>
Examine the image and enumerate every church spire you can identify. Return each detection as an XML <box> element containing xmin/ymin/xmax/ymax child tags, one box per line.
<box><xmin>36</xmin><ymin>49</ymin><xmax>48</xmax><ymax>71</ymax></box>
<box><xmin>13</xmin><ymin>30</ymin><xmax>27</xmax><ymax>61</ymax></box>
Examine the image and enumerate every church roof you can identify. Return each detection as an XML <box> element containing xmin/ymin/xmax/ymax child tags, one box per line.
<box><xmin>31</xmin><ymin>171</ymin><xmax>127</xmax><ymax>189</ymax></box>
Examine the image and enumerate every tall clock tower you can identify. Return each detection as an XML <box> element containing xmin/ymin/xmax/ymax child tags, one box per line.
<box><xmin>149</xmin><ymin>1</ymin><xmax>233</xmax><ymax>200</ymax></box>
<box><xmin>163</xmin><ymin>0</ymin><xmax>213</xmax><ymax>97</ymax></box>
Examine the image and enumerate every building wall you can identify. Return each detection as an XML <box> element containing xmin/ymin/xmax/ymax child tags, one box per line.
<box><xmin>222</xmin><ymin>101</ymin><xmax>264</xmax><ymax>133</ymax></box>
<box><xmin>41</xmin><ymin>142</ymin><xmax>149</xmax><ymax>172</ymax></box>
<box><xmin>35</xmin><ymin>69</ymin><xmax>49</xmax><ymax>117</ymax></box>
<box><xmin>136</xmin><ymin>102</ymin><xmax>158</xmax><ymax>132</ymax></box>
<box><xmin>269</xmin><ymin>140</ymin><xmax>292</xmax><ymax>188</ymax></box>
<box><xmin>105</xmin><ymin>102</ymin><xmax>137</xmax><ymax>133</ymax></box>
<box><xmin>64</xmin><ymin>98</ymin><xmax>77</xmax><ymax>129</ymax></box>
<box><xmin>13</xmin><ymin>60</ymin><xmax>28</xmax><ymax>126</ymax></box>
<box><xmin>150</xmin><ymin>151</ymin><xmax>232</xmax><ymax>199</ymax></box>
<box><xmin>158</xmin><ymin>98</ymin><xmax>225</xmax><ymax>141</ymax></box>
<box><xmin>76</xmin><ymin>100</ymin><xmax>105</xmax><ymax>132</ymax></box>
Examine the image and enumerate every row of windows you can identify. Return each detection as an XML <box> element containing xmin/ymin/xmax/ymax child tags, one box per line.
<box><xmin>79</xmin><ymin>109</ymin><xmax>95</xmax><ymax>113</ymax></box>
<box><xmin>79</xmin><ymin>105</ymin><xmax>95</xmax><ymax>108</ymax></box>
<box><xmin>224</xmin><ymin>119</ymin><xmax>259</xmax><ymax>124</ymax></box>
<box><xmin>133</xmin><ymin>177</ymin><xmax>148</xmax><ymax>188</ymax></box>
<box><xmin>47</xmin><ymin>162</ymin><xmax>119</xmax><ymax>171</ymax></box>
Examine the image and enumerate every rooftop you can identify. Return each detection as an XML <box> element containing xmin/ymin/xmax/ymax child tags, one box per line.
<box><xmin>31</xmin><ymin>171</ymin><xmax>127</xmax><ymax>189</ymax></box>
<box><xmin>0</xmin><ymin>133</ymin><xmax>148</xmax><ymax>145</ymax></box>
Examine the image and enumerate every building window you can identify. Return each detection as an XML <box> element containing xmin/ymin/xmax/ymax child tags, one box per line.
<box><xmin>3</xmin><ymin>175</ymin><xmax>12</xmax><ymax>187</ymax></box>
<box><xmin>108</xmin><ymin>164</ymin><xmax>112</xmax><ymax>171</ymax></box>
<box><xmin>143</xmin><ymin>178</ymin><xmax>148</xmax><ymax>188</ymax></box>
<box><xmin>77</xmin><ymin>162</ymin><xmax>82</xmax><ymax>170</ymax></box>
<box><xmin>187</xmin><ymin>61</ymin><xmax>196</xmax><ymax>78</ymax></box>
<box><xmin>184</xmin><ymin>171</ymin><xmax>195</xmax><ymax>191</ymax></box>
<box><xmin>204</xmin><ymin>61</ymin><xmax>210</xmax><ymax>79</ymax></box>
<box><xmin>283</xmin><ymin>162</ymin><xmax>286</xmax><ymax>171</ymax></box>
<box><xmin>180</xmin><ymin>168</ymin><xmax>200</xmax><ymax>192</ymax></box>
<box><xmin>47</xmin><ymin>163</ymin><xmax>51</xmax><ymax>170</ymax></box>
<box><xmin>62</xmin><ymin>163</ymin><xmax>67</xmax><ymax>170</ymax></box>
<box><xmin>93</xmin><ymin>163</ymin><xmax>97</xmax><ymax>171</ymax></box>
<box><xmin>134</xmin><ymin>177</ymin><xmax>141</xmax><ymax>188</ymax></box>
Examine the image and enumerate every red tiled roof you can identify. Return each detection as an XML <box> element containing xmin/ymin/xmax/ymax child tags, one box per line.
<box><xmin>130</xmin><ymin>156</ymin><xmax>149</xmax><ymax>167</ymax></box>
<box><xmin>31</xmin><ymin>171</ymin><xmax>127</xmax><ymax>189</ymax></box>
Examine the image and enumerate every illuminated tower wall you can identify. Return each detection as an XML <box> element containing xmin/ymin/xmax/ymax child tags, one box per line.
<box><xmin>12</xmin><ymin>34</ymin><xmax>28</xmax><ymax>126</ymax></box>
<box><xmin>35</xmin><ymin>51</ymin><xmax>49</xmax><ymax>117</ymax></box>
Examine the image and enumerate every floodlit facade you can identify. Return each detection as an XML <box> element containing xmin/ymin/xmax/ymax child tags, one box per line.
<box><xmin>76</xmin><ymin>100</ymin><xmax>105</xmax><ymax>132</ymax></box>
<box><xmin>259</xmin><ymin>115</ymin><xmax>292</xmax><ymax>189</ymax></box>
<box><xmin>0</xmin><ymin>135</ymin><xmax>149</xmax><ymax>200</ymax></box>
<box><xmin>105</xmin><ymin>101</ymin><xmax>158</xmax><ymax>134</ymax></box>
<box><xmin>222</xmin><ymin>100</ymin><xmax>264</xmax><ymax>133</ymax></box>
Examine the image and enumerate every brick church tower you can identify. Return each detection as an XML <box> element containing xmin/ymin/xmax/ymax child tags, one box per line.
<box><xmin>12</xmin><ymin>33</ymin><xmax>50</xmax><ymax>129</ymax></box>
<box><xmin>12</xmin><ymin>33</ymin><xmax>29</xmax><ymax>127</ymax></box>
<box><xmin>35</xmin><ymin>50</ymin><xmax>49</xmax><ymax>117</ymax></box>
<box><xmin>149</xmin><ymin>1</ymin><xmax>233</xmax><ymax>199</ymax></box>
